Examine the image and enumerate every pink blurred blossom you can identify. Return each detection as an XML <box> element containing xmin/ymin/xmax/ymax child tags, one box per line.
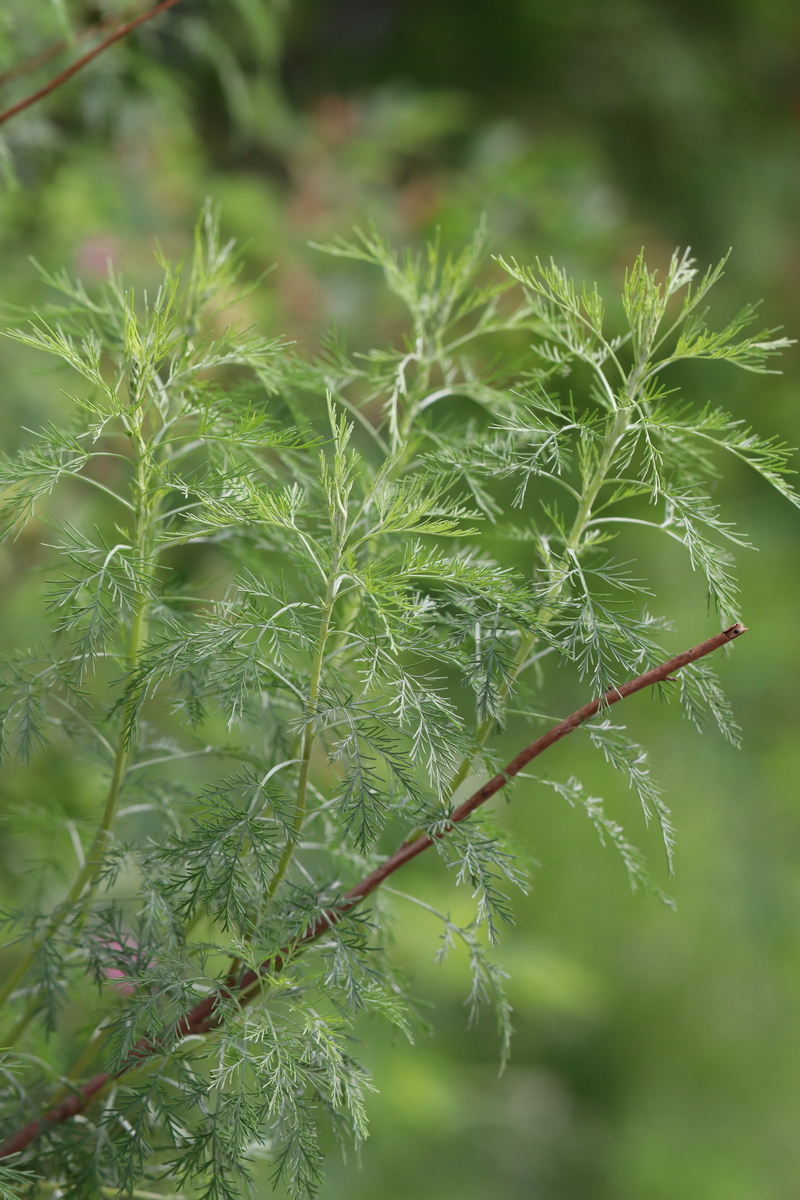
<box><xmin>74</xmin><ymin>235</ymin><xmax>120</xmax><ymax>278</ymax></box>
<box><xmin>98</xmin><ymin>935</ymin><xmax>151</xmax><ymax>996</ymax></box>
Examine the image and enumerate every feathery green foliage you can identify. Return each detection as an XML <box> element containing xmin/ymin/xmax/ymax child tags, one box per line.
<box><xmin>0</xmin><ymin>212</ymin><xmax>795</xmax><ymax>1197</ymax></box>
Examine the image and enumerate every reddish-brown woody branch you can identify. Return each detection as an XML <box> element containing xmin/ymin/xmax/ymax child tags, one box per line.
<box><xmin>0</xmin><ymin>0</ymin><xmax>184</xmax><ymax>128</ymax></box>
<box><xmin>0</xmin><ymin>4</ymin><xmax>147</xmax><ymax>90</ymax></box>
<box><xmin>0</xmin><ymin>622</ymin><xmax>746</xmax><ymax>1160</ymax></box>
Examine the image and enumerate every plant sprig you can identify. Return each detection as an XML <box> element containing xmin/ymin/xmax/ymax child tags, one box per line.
<box><xmin>0</xmin><ymin>217</ymin><xmax>795</xmax><ymax>1198</ymax></box>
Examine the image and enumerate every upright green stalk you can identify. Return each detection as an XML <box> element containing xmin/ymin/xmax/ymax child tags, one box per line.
<box><xmin>266</xmin><ymin>561</ymin><xmax>339</xmax><ymax>899</ymax></box>
<box><xmin>0</xmin><ymin>413</ymin><xmax>157</xmax><ymax>1022</ymax></box>
<box><xmin>441</xmin><ymin>388</ymin><xmax>636</xmax><ymax>807</ymax></box>
<box><xmin>70</xmin><ymin>424</ymin><xmax>156</xmax><ymax>901</ymax></box>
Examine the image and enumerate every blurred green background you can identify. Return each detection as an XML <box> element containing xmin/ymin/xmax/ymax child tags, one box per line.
<box><xmin>2</xmin><ymin>2</ymin><xmax>800</xmax><ymax>1197</ymax></box>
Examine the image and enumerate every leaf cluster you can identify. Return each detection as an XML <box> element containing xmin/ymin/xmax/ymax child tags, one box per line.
<box><xmin>0</xmin><ymin>217</ymin><xmax>795</xmax><ymax>1197</ymax></box>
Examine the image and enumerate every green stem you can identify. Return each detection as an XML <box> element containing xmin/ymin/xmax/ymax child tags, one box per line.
<box><xmin>0</xmin><ymin>425</ymin><xmax>155</xmax><ymax>1023</ymax></box>
<box><xmin>266</xmin><ymin>568</ymin><xmax>338</xmax><ymax>899</ymax></box>
<box><xmin>253</xmin><ymin>368</ymin><xmax>427</xmax><ymax>910</ymax></box>
<box><xmin>3</xmin><ymin>1004</ymin><xmax>36</xmax><ymax>1047</ymax></box>
<box><xmin>70</xmin><ymin>599</ymin><xmax>150</xmax><ymax>899</ymax></box>
<box><xmin>438</xmin><ymin>396</ymin><xmax>634</xmax><ymax>810</ymax></box>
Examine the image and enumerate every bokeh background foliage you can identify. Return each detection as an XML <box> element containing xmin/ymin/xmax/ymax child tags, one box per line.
<box><xmin>1</xmin><ymin>2</ymin><xmax>799</xmax><ymax>1197</ymax></box>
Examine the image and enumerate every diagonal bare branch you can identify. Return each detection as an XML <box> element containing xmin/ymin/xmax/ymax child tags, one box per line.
<box><xmin>0</xmin><ymin>4</ymin><xmax>147</xmax><ymax>89</ymax></box>
<box><xmin>0</xmin><ymin>621</ymin><xmax>746</xmax><ymax>1159</ymax></box>
<box><xmin>0</xmin><ymin>0</ymin><xmax>184</xmax><ymax>128</ymax></box>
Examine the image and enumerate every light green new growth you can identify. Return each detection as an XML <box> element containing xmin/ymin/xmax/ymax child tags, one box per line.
<box><xmin>0</xmin><ymin>213</ymin><xmax>795</xmax><ymax>1199</ymax></box>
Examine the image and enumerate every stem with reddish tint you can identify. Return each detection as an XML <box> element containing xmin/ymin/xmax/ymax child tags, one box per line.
<box><xmin>0</xmin><ymin>621</ymin><xmax>746</xmax><ymax>1160</ymax></box>
<box><xmin>0</xmin><ymin>0</ymin><xmax>184</xmax><ymax>128</ymax></box>
<box><xmin>0</xmin><ymin>3</ymin><xmax>148</xmax><ymax>89</ymax></box>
